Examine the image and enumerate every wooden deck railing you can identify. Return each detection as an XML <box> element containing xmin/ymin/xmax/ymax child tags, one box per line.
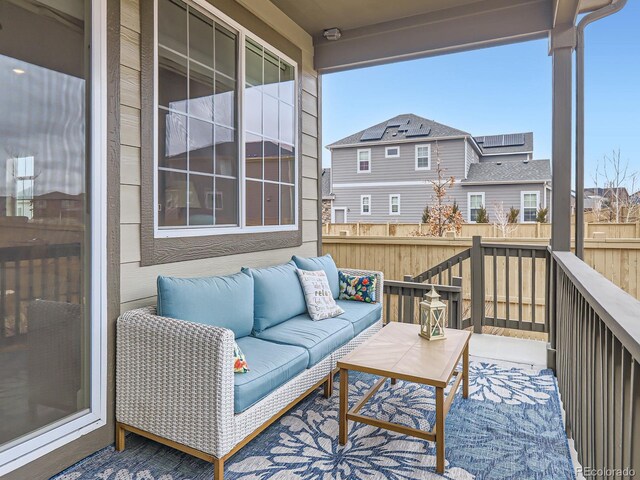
<box><xmin>0</xmin><ymin>242</ymin><xmax>81</xmax><ymax>344</ymax></box>
<box><xmin>551</xmin><ymin>251</ymin><xmax>640</xmax><ymax>476</ymax></box>
<box><xmin>383</xmin><ymin>278</ymin><xmax>463</xmax><ymax>329</ymax></box>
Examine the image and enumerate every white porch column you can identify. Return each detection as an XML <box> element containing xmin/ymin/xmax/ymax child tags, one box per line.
<box><xmin>549</xmin><ymin>27</ymin><xmax>576</xmax><ymax>252</ymax></box>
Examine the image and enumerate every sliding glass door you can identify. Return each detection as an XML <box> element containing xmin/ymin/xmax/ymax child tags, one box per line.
<box><xmin>0</xmin><ymin>0</ymin><xmax>104</xmax><ymax>471</ymax></box>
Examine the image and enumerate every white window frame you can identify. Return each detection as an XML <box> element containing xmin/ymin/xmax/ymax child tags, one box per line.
<box><xmin>331</xmin><ymin>207</ymin><xmax>347</xmax><ymax>223</ymax></box>
<box><xmin>521</xmin><ymin>191</ymin><xmax>540</xmax><ymax>223</ymax></box>
<box><xmin>0</xmin><ymin>0</ymin><xmax>108</xmax><ymax>475</ymax></box>
<box><xmin>153</xmin><ymin>0</ymin><xmax>299</xmax><ymax>238</ymax></box>
<box><xmin>360</xmin><ymin>194</ymin><xmax>371</xmax><ymax>215</ymax></box>
<box><xmin>415</xmin><ymin>144</ymin><xmax>431</xmax><ymax>171</ymax></box>
<box><xmin>389</xmin><ymin>194</ymin><xmax>401</xmax><ymax>215</ymax></box>
<box><xmin>385</xmin><ymin>146</ymin><xmax>400</xmax><ymax>158</ymax></box>
<box><xmin>357</xmin><ymin>148</ymin><xmax>371</xmax><ymax>173</ymax></box>
<box><xmin>467</xmin><ymin>192</ymin><xmax>485</xmax><ymax>223</ymax></box>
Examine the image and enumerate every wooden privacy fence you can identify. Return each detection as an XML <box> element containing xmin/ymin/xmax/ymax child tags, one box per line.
<box><xmin>324</xmin><ymin>222</ymin><xmax>640</xmax><ymax>239</ymax></box>
<box><xmin>323</xmin><ymin>235</ymin><xmax>640</xmax><ymax>317</ymax></box>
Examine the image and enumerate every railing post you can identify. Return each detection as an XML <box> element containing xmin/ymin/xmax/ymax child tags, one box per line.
<box><xmin>546</xmin><ymin>248</ymin><xmax>557</xmax><ymax>371</ymax></box>
<box><xmin>470</xmin><ymin>236</ymin><xmax>485</xmax><ymax>334</ymax></box>
<box><xmin>403</xmin><ymin>275</ymin><xmax>414</xmax><ymax>324</ymax></box>
<box><xmin>451</xmin><ymin>276</ymin><xmax>463</xmax><ymax>330</ymax></box>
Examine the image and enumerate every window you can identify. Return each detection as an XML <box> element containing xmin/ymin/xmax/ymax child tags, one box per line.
<box><xmin>13</xmin><ymin>156</ymin><xmax>35</xmax><ymax>219</ymax></box>
<box><xmin>155</xmin><ymin>0</ymin><xmax>297</xmax><ymax>235</ymax></box>
<box><xmin>361</xmin><ymin>195</ymin><xmax>371</xmax><ymax>215</ymax></box>
<box><xmin>521</xmin><ymin>192</ymin><xmax>539</xmax><ymax>222</ymax></box>
<box><xmin>468</xmin><ymin>192</ymin><xmax>485</xmax><ymax>222</ymax></box>
<box><xmin>385</xmin><ymin>146</ymin><xmax>399</xmax><ymax>158</ymax></box>
<box><xmin>389</xmin><ymin>194</ymin><xmax>400</xmax><ymax>215</ymax></box>
<box><xmin>357</xmin><ymin>149</ymin><xmax>371</xmax><ymax>173</ymax></box>
<box><xmin>415</xmin><ymin>144</ymin><xmax>431</xmax><ymax>170</ymax></box>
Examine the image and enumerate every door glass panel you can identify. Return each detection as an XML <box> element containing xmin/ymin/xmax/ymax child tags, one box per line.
<box><xmin>0</xmin><ymin>0</ymin><xmax>91</xmax><ymax>450</ymax></box>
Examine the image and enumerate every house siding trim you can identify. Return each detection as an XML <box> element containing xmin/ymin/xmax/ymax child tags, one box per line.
<box><xmin>139</xmin><ymin>0</ymin><xmax>304</xmax><ymax>265</ymax></box>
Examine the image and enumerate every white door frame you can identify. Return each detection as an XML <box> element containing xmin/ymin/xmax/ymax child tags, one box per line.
<box><xmin>332</xmin><ymin>207</ymin><xmax>348</xmax><ymax>223</ymax></box>
<box><xmin>0</xmin><ymin>0</ymin><xmax>108</xmax><ymax>474</ymax></box>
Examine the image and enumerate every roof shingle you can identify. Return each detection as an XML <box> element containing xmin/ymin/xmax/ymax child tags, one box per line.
<box><xmin>463</xmin><ymin>160</ymin><xmax>551</xmax><ymax>184</ymax></box>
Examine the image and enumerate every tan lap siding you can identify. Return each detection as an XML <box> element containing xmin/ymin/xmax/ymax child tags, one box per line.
<box><xmin>118</xmin><ymin>0</ymin><xmax>320</xmax><ymax>312</ymax></box>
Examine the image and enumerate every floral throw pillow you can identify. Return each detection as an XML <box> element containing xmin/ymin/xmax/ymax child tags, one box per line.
<box><xmin>233</xmin><ymin>342</ymin><xmax>249</xmax><ymax>373</ymax></box>
<box><xmin>339</xmin><ymin>271</ymin><xmax>377</xmax><ymax>303</ymax></box>
<box><xmin>296</xmin><ymin>269</ymin><xmax>345</xmax><ymax>321</ymax></box>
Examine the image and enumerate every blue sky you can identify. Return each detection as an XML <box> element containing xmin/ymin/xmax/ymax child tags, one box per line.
<box><xmin>321</xmin><ymin>3</ymin><xmax>639</xmax><ymax>187</ymax></box>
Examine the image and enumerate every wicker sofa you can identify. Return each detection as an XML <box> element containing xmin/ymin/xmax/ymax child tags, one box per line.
<box><xmin>115</xmin><ymin>254</ymin><xmax>383</xmax><ymax>480</ymax></box>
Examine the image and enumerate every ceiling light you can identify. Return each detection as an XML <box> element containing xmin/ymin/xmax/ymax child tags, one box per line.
<box><xmin>323</xmin><ymin>28</ymin><xmax>342</xmax><ymax>41</ymax></box>
<box><xmin>12</xmin><ymin>68</ymin><xmax>25</xmax><ymax>75</ymax></box>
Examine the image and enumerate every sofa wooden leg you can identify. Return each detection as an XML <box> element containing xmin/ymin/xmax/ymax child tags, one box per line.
<box><xmin>115</xmin><ymin>422</ymin><xmax>126</xmax><ymax>451</ymax></box>
<box><xmin>324</xmin><ymin>372</ymin><xmax>333</xmax><ymax>398</ymax></box>
<box><xmin>390</xmin><ymin>378</ymin><xmax>397</xmax><ymax>385</ymax></box>
<box><xmin>214</xmin><ymin>457</ymin><xmax>224</xmax><ymax>480</ymax></box>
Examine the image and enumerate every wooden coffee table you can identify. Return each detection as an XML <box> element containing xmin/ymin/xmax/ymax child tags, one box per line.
<box><xmin>337</xmin><ymin>323</ymin><xmax>471</xmax><ymax>473</ymax></box>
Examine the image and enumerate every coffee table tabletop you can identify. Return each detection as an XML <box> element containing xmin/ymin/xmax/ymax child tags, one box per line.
<box><xmin>338</xmin><ymin>322</ymin><xmax>471</xmax><ymax>387</ymax></box>
<box><xmin>337</xmin><ymin>322</ymin><xmax>471</xmax><ymax>474</ymax></box>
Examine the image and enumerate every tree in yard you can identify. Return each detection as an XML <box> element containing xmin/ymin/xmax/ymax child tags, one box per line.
<box><xmin>508</xmin><ymin>207</ymin><xmax>520</xmax><ymax>224</ymax></box>
<box><xmin>591</xmin><ymin>149</ymin><xmax>639</xmax><ymax>223</ymax></box>
<box><xmin>536</xmin><ymin>206</ymin><xmax>548</xmax><ymax>223</ymax></box>
<box><xmin>419</xmin><ymin>142</ymin><xmax>464</xmax><ymax>236</ymax></box>
<box><xmin>493</xmin><ymin>202</ymin><xmax>517</xmax><ymax>237</ymax></box>
<box><xmin>475</xmin><ymin>205</ymin><xmax>489</xmax><ymax>223</ymax></box>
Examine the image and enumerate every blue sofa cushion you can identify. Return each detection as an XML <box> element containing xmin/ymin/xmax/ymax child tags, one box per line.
<box><xmin>292</xmin><ymin>254</ymin><xmax>340</xmax><ymax>299</ymax></box>
<box><xmin>242</xmin><ymin>261</ymin><xmax>307</xmax><ymax>333</ymax></box>
<box><xmin>234</xmin><ymin>336</ymin><xmax>309</xmax><ymax>413</ymax></box>
<box><xmin>254</xmin><ymin>315</ymin><xmax>354</xmax><ymax>367</ymax></box>
<box><xmin>336</xmin><ymin>300</ymin><xmax>382</xmax><ymax>336</ymax></box>
<box><xmin>157</xmin><ymin>272</ymin><xmax>253</xmax><ymax>338</ymax></box>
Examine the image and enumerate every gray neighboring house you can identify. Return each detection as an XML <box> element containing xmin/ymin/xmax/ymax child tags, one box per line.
<box><xmin>321</xmin><ymin>168</ymin><xmax>334</xmax><ymax>223</ymax></box>
<box><xmin>327</xmin><ymin>114</ymin><xmax>552</xmax><ymax>224</ymax></box>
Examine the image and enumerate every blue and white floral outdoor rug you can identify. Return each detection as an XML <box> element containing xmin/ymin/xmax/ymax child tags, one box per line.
<box><xmin>53</xmin><ymin>362</ymin><xmax>575</xmax><ymax>480</ymax></box>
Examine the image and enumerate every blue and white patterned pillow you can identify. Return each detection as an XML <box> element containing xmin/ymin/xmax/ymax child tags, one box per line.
<box><xmin>338</xmin><ymin>271</ymin><xmax>377</xmax><ymax>303</ymax></box>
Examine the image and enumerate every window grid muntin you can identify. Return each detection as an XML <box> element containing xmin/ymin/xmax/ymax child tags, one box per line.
<box><xmin>415</xmin><ymin>144</ymin><xmax>431</xmax><ymax>169</ymax></box>
<box><xmin>469</xmin><ymin>193</ymin><xmax>484</xmax><ymax>222</ymax></box>
<box><xmin>243</xmin><ymin>37</ymin><xmax>296</xmax><ymax>227</ymax></box>
<box><xmin>154</xmin><ymin>0</ymin><xmax>299</xmax><ymax>236</ymax></box>
<box><xmin>522</xmin><ymin>192</ymin><xmax>538</xmax><ymax>222</ymax></box>
<box><xmin>361</xmin><ymin>195</ymin><xmax>371</xmax><ymax>214</ymax></box>
<box><xmin>157</xmin><ymin>0</ymin><xmax>238</xmax><ymax>228</ymax></box>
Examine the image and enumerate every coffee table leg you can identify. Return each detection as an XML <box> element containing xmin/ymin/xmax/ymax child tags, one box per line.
<box><xmin>339</xmin><ymin>368</ymin><xmax>348</xmax><ymax>445</ymax></box>
<box><xmin>463</xmin><ymin>342</ymin><xmax>469</xmax><ymax>399</ymax></box>
<box><xmin>436</xmin><ymin>386</ymin><xmax>445</xmax><ymax>473</ymax></box>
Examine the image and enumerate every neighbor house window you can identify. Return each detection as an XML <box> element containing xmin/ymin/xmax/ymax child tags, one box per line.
<box><xmin>155</xmin><ymin>0</ymin><xmax>297</xmax><ymax>234</ymax></box>
<box><xmin>521</xmin><ymin>192</ymin><xmax>539</xmax><ymax>222</ymax></box>
<box><xmin>389</xmin><ymin>194</ymin><xmax>400</xmax><ymax>215</ymax></box>
<box><xmin>361</xmin><ymin>195</ymin><xmax>371</xmax><ymax>215</ymax></box>
<box><xmin>468</xmin><ymin>192</ymin><xmax>485</xmax><ymax>222</ymax></box>
<box><xmin>13</xmin><ymin>156</ymin><xmax>35</xmax><ymax>219</ymax></box>
<box><xmin>385</xmin><ymin>146</ymin><xmax>399</xmax><ymax>158</ymax></box>
<box><xmin>357</xmin><ymin>149</ymin><xmax>371</xmax><ymax>173</ymax></box>
<box><xmin>415</xmin><ymin>144</ymin><xmax>431</xmax><ymax>170</ymax></box>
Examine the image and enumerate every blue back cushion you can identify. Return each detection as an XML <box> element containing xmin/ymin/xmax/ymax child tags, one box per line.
<box><xmin>292</xmin><ymin>254</ymin><xmax>340</xmax><ymax>299</ymax></box>
<box><xmin>242</xmin><ymin>261</ymin><xmax>307</xmax><ymax>333</ymax></box>
<box><xmin>157</xmin><ymin>272</ymin><xmax>254</xmax><ymax>338</ymax></box>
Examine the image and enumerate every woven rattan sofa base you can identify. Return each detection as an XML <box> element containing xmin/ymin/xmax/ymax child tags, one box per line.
<box><xmin>116</xmin><ymin>319</ymin><xmax>382</xmax><ymax>480</ymax></box>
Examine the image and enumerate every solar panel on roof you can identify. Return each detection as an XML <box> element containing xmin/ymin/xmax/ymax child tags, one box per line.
<box><xmin>360</xmin><ymin>125</ymin><xmax>386</xmax><ymax>141</ymax></box>
<box><xmin>405</xmin><ymin>124</ymin><xmax>431</xmax><ymax>137</ymax></box>
<box><xmin>482</xmin><ymin>135</ymin><xmax>504</xmax><ymax>148</ymax></box>
<box><xmin>503</xmin><ymin>133</ymin><xmax>525</xmax><ymax>146</ymax></box>
<box><xmin>387</xmin><ymin>118</ymin><xmax>409</xmax><ymax>128</ymax></box>
<box><xmin>475</xmin><ymin>136</ymin><xmax>485</xmax><ymax>144</ymax></box>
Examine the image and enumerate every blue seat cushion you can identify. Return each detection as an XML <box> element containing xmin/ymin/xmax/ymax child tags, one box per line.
<box><xmin>292</xmin><ymin>254</ymin><xmax>340</xmax><ymax>299</ymax></box>
<box><xmin>157</xmin><ymin>272</ymin><xmax>253</xmax><ymax>338</ymax></box>
<box><xmin>242</xmin><ymin>261</ymin><xmax>307</xmax><ymax>333</ymax></box>
<box><xmin>234</xmin><ymin>336</ymin><xmax>309</xmax><ymax>413</ymax></box>
<box><xmin>336</xmin><ymin>300</ymin><xmax>382</xmax><ymax>336</ymax></box>
<box><xmin>254</xmin><ymin>315</ymin><xmax>354</xmax><ymax>367</ymax></box>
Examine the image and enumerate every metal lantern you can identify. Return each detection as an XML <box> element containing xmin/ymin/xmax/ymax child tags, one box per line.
<box><xmin>419</xmin><ymin>287</ymin><xmax>447</xmax><ymax>341</ymax></box>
